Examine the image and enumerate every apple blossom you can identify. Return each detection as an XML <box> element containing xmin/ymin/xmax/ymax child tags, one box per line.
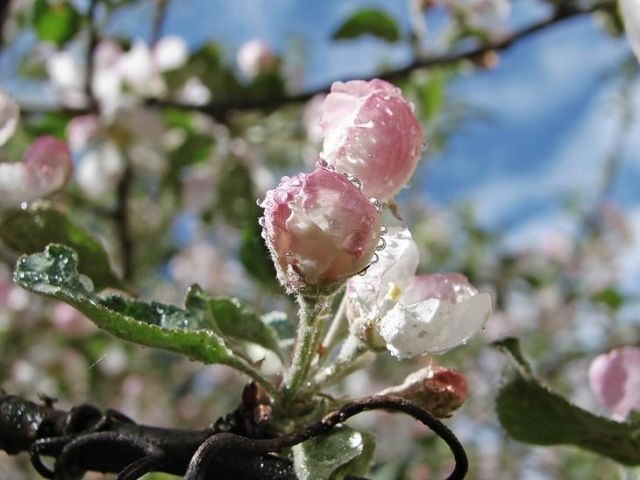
<box><xmin>347</xmin><ymin>227</ymin><xmax>492</xmax><ymax>358</ymax></box>
<box><xmin>260</xmin><ymin>165</ymin><xmax>382</xmax><ymax>294</ymax></box>
<box><xmin>319</xmin><ymin>79</ymin><xmax>424</xmax><ymax>202</ymax></box>
<box><xmin>237</xmin><ymin>39</ymin><xmax>278</xmax><ymax>80</ymax></box>
<box><xmin>588</xmin><ymin>346</ymin><xmax>640</xmax><ymax>420</ymax></box>
<box><xmin>0</xmin><ymin>136</ymin><xmax>72</xmax><ymax>206</ymax></box>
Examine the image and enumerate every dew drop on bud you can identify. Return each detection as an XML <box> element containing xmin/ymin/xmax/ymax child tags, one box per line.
<box><xmin>376</xmin><ymin>236</ymin><xmax>386</xmax><ymax>251</ymax></box>
<box><xmin>369</xmin><ymin>197</ymin><xmax>381</xmax><ymax>211</ymax></box>
<box><xmin>258</xmin><ymin>216</ymin><xmax>265</xmax><ymax>226</ymax></box>
<box><xmin>370</xmin><ymin>253</ymin><xmax>379</xmax><ymax>265</ymax></box>
<box><xmin>316</xmin><ymin>159</ymin><xmax>328</xmax><ymax>168</ymax></box>
<box><xmin>348</xmin><ymin>175</ymin><xmax>363</xmax><ymax>190</ymax></box>
<box><xmin>256</xmin><ymin>196</ymin><xmax>265</xmax><ymax>207</ymax></box>
<box><xmin>380</xmin><ymin>225</ymin><xmax>387</xmax><ymax>234</ymax></box>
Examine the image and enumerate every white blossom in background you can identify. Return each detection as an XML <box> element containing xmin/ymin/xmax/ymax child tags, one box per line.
<box><xmin>0</xmin><ymin>136</ymin><xmax>73</xmax><ymax>206</ymax></box>
<box><xmin>236</xmin><ymin>38</ymin><xmax>277</xmax><ymax>80</ymax></box>
<box><xmin>347</xmin><ymin>227</ymin><xmax>492</xmax><ymax>358</ymax></box>
<box><xmin>620</xmin><ymin>0</ymin><xmax>640</xmax><ymax>63</ymax></box>
<box><xmin>0</xmin><ymin>88</ymin><xmax>19</xmax><ymax>146</ymax></box>
<box><xmin>67</xmin><ymin>115</ymin><xmax>126</xmax><ymax>200</ymax></box>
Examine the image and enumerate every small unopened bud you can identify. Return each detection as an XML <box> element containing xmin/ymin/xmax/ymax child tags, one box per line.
<box><xmin>260</xmin><ymin>165</ymin><xmax>382</xmax><ymax>294</ymax></box>
<box><xmin>378</xmin><ymin>366</ymin><xmax>468</xmax><ymax>417</ymax></box>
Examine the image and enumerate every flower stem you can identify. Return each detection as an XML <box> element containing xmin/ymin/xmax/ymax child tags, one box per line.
<box><xmin>283</xmin><ymin>294</ymin><xmax>333</xmax><ymax>403</ymax></box>
<box><xmin>311</xmin><ymin>334</ymin><xmax>370</xmax><ymax>392</ymax></box>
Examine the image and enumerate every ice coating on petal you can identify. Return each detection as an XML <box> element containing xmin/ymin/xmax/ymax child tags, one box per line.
<box><xmin>320</xmin><ymin>79</ymin><xmax>424</xmax><ymax>201</ymax></box>
<box><xmin>379</xmin><ymin>291</ymin><xmax>492</xmax><ymax>358</ymax></box>
<box><xmin>347</xmin><ymin>227</ymin><xmax>419</xmax><ymax>322</ymax></box>
<box><xmin>620</xmin><ymin>0</ymin><xmax>640</xmax><ymax>63</ymax></box>
<box><xmin>0</xmin><ymin>88</ymin><xmax>19</xmax><ymax>146</ymax></box>
<box><xmin>401</xmin><ymin>272</ymin><xmax>477</xmax><ymax>305</ymax></box>
<box><xmin>589</xmin><ymin>346</ymin><xmax>640</xmax><ymax>420</ymax></box>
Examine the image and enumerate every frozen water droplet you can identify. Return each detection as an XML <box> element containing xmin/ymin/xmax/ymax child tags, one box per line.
<box><xmin>348</xmin><ymin>175</ymin><xmax>362</xmax><ymax>190</ymax></box>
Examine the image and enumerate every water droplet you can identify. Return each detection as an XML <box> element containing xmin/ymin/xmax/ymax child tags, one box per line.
<box><xmin>369</xmin><ymin>198</ymin><xmax>381</xmax><ymax>211</ymax></box>
<box><xmin>376</xmin><ymin>236</ymin><xmax>386</xmax><ymax>251</ymax></box>
<box><xmin>380</xmin><ymin>225</ymin><xmax>387</xmax><ymax>234</ymax></box>
<box><xmin>348</xmin><ymin>175</ymin><xmax>362</xmax><ymax>190</ymax></box>
<box><xmin>317</xmin><ymin>159</ymin><xmax>328</xmax><ymax>168</ymax></box>
<box><xmin>255</xmin><ymin>196</ymin><xmax>265</xmax><ymax>207</ymax></box>
<box><xmin>258</xmin><ymin>216</ymin><xmax>265</xmax><ymax>226</ymax></box>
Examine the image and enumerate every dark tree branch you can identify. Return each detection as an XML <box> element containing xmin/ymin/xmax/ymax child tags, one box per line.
<box><xmin>0</xmin><ymin>0</ymin><xmax>11</xmax><ymax>53</ymax></box>
<box><xmin>0</xmin><ymin>390</ymin><xmax>468</xmax><ymax>479</ymax></box>
<box><xmin>18</xmin><ymin>0</ymin><xmax>615</xmax><ymax>123</ymax></box>
<box><xmin>150</xmin><ymin>0</ymin><xmax>170</xmax><ymax>46</ymax></box>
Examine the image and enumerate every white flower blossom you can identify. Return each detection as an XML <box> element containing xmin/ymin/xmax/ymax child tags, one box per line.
<box><xmin>347</xmin><ymin>227</ymin><xmax>492</xmax><ymax>358</ymax></box>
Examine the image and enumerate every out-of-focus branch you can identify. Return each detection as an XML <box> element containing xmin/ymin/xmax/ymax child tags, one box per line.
<box><xmin>18</xmin><ymin>0</ymin><xmax>616</xmax><ymax>123</ymax></box>
<box><xmin>84</xmin><ymin>0</ymin><xmax>100</xmax><ymax>111</ymax></box>
<box><xmin>150</xmin><ymin>0</ymin><xmax>170</xmax><ymax>46</ymax></box>
<box><xmin>0</xmin><ymin>0</ymin><xmax>12</xmax><ymax>52</ymax></box>
<box><xmin>148</xmin><ymin>0</ymin><xmax>616</xmax><ymax>121</ymax></box>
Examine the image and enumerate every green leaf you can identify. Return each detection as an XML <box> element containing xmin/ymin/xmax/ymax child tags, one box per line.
<box><xmin>33</xmin><ymin>0</ymin><xmax>81</xmax><ymax>46</ymax></box>
<box><xmin>332</xmin><ymin>8</ymin><xmax>400</xmax><ymax>43</ymax></box>
<box><xmin>14</xmin><ymin>244</ymin><xmax>232</xmax><ymax>366</ymax></box>
<box><xmin>292</xmin><ymin>425</ymin><xmax>370</xmax><ymax>480</ymax></box>
<box><xmin>494</xmin><ymin>338</ymin><xmax>640</xmax><ymax>466</ymax></box>
<box><xmin>239</xmin><ymin>214</ymin><xmax>280</xmax><ymax>291</ymax></box>
<box><xmin>0</xmin><ymin>204</ymin><xmax>125</xmax><ymax>291</ymax></box>
<box><xmin>185</xmin><ymin>285</ymin><xmax>284</xmax><ymax>360</ymax></box>
<box><xmin>593</xmin><ymin>287</ymin><xmax>625</xmax><ymax>311</ymax></box>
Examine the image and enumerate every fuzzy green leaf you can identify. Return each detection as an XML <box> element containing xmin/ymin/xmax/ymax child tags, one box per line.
<box><xmin>0</xmin><ymin>204</ymin><xmax>125</xmax><ymax>291</ymax></box>
<box><xmin>332</xmin><ymin>8</ymin><xmax>400</xmax><ymax>43</ymax></box>
<box><xmin>185</xmin><ymin>284</ymin><xmax>284</xmax><ymax>360</ymax></box>
<box><xmin>14</xmin><ymin>244</ymin><xmax>235</xmax><ymax>365</ymax></box>
<box><xmin>495</xmin><ymin>338</ymin><xmax>640</xmax><ymax>466</ymax></box>
<box><xmin>292</xmin><ymin>425</ymin><xmax>371</xmax><ymax>480</ymax></box>
<box><xmin>33</xmin><ymin>0</ymin><xmax>81</xmax><ymax>46</ymax></box>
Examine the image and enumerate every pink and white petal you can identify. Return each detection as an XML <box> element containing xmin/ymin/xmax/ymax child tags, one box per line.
<box><xmin>347</xmin><ymin>227</ymin><xmax>420</xmax><ymax>318</ymax></box>
<box><xmin>0</xmin><ymin>88</ymin><xmax>19</xmax><ymax>146</ymax></box>
<box><xmin>379</xmin><ymin>292</ymin><xmax>492</xmax><ymax>358</ymax></box>
<box><xmin>401</xmin><ymin>272</ymin><xmax>478</xmax><ymax>305</ymax></box>
<box><xmin>589</xmin><ymin>346</ymin><xmax>640</xmax><ymax>420</ymax></box>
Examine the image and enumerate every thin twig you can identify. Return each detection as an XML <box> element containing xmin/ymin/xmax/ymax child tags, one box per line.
<box><xmin>0</xmin><ymin>0</ymin><xmax>12</xmax><ymax>53</ymax></box>
<box><xmin>150</xmin><ymin>0</ymin><xmax>170</xmax><ymax>47</ymax></box>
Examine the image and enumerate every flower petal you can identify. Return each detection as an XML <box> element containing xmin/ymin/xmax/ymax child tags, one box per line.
<box><xmin>379</xmin><ymin>292</ymin><xmax>492</xmax><ymax>358</ymax></box>
<box><xmin>589</xmin><ymin>346</ymin><xmax>640</xmax><ymax>420</ymax></box>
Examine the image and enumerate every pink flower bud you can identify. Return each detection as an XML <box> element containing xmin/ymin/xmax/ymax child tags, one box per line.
<box><xmin>379</xmin><ymin>366</ymin><xmax>468</xmax><ymax>417</ymax></box>
<box><xmin>260</xmin><ymin>165</ymin><xmax>382</xmax><ymax>294</ymax></box>
<box><xmin>320</xmin><ymin>79</ymin><xmax>424</xmax><ymax>201</ymax></box>
<box><xmin>589</xmin><ymin>346</ymin><xmax>640</xmax><ymax>420</ymax></box>
<box><xmin>0</xmin><ymin>136</ymin><xmax>72</xmax><ymax>206</ymax></box>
